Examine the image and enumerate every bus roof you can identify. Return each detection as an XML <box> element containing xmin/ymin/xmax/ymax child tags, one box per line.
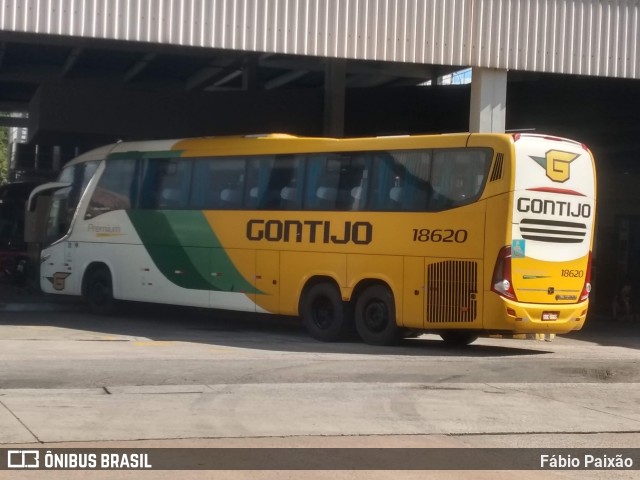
<box><xmin>64</xmin><ymin>132</ymin><xmax>522</xmax><ymax>165</ymax></box>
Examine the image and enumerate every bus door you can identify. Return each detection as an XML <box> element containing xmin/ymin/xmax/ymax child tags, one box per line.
<box><xmin>255</xmin><ymin>250</ymin><xmax>280</xmax><ymax>314</ymax></box>
<box><xmin>209</xmin><ymin>248</ymin><xmax>257</xmax><ymax>313</ymax></box>
<box><xmin>402</xmin><ymin>256</ymin><xmax>425</xmax><ymax>329</ymax></box>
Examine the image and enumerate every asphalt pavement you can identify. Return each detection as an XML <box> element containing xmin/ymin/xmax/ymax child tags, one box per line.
<box><xmin>1</xmin><ymin>280</ymin><xmax>639</xmax><ymax>480</ymax></box>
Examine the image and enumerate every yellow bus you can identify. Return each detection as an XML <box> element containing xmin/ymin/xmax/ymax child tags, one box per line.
<box><xmin>31</xmin><ymin>133</ymin><xmax>596</xmax><ymax>345</ymax></box>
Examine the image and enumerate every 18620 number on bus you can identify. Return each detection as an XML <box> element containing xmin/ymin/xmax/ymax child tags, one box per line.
<box><xmin>412</xmin><ymin>229</ymin><xmax>468</xmax><ymax>243</ymax></box>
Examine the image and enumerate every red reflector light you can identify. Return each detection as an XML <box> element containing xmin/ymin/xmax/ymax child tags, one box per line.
<box><xmin>579</xmin><ymin>251</ymin><xmax>593</xmax><ymax>302</ymax></box>
<box><xmin>492</xmin><ymin>246</ymin><xmax>517</xmax><ymax>301</ymax></box>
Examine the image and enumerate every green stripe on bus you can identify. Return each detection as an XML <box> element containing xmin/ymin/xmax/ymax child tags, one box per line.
<box><xmin>127</xmin><ymin>210</ymin><xmax>259</xmax><ymax>293</ymax></box>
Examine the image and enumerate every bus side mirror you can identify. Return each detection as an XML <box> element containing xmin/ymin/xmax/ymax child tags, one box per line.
<box><xmin>24</xmin><ymin>181</ymin><xmax>72</xmax><ymax>244</ymax></box>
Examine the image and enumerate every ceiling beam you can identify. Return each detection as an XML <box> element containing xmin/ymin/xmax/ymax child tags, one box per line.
<box><xmin>0</xmin><ymin>115</ymin><xmax>29</xmax><ymax>127</ymax></box>
<box><xmin>59</xmin><ymin>47</ymin><xmax>83</xmax><ymax>78</ymax></box>
<box><xmin>206</xmin><ymin>69</ymin><xmax>243</xmax><ymax>89</ymax></box>
<box><xmin>187</xmin><ymin>58</ymin><xmax>247</xmax><ymax>91</ymax></box>
<box><xmin>260</xmin><ymin>56</ymin><xmax>440</xmax><ymax>80</ymax></box>
<box><xmin>0</xmin><ymin>102</ymin><xmax>28</xmax><ymax>113</ymax></box>
<box><xmin>185</xmin><ymin>65</ymin><xmax>224</xmax><ymax>91</ymax></box>
<box><xmin>0</xmin><ymin>65</ymin><xmax>59</xmax><ymax>83</ymax></box>
<box><xmin>264</xmin><ymin>70</ymin><xmax>309</xmax><ymax>90</ymax></box>
<box><xmin>346</xmin><ymin>74</ymin><xmax>399</xmax><ymax>88</ymax></box>
<box><xmin>123</xmin><ymin>52</ymin><xmax>157</xmax><ymax>83</ymax></box>
<box><xmin>185</xmin><ymin>56</ymin><xmax>249</xmax><ymax>91</ymax></box>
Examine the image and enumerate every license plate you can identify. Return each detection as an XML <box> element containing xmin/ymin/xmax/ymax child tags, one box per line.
<box><xmin>542</xmin><ymin>311</ymin><xmax>559</xmax><ymax>321</ymax></box>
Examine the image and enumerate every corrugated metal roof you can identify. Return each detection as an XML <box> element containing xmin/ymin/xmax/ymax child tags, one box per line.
<box><xmin>1</xmin><ymin>0</ymin><xmax>638</xmax><ymax>79</ymax></box>
<box><xmin>471</xmin><ymin>0</ymin><xmax>639</xmax><ymax>78</ymax></box>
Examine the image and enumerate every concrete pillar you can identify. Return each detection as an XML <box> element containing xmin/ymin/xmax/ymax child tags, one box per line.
<box><xmin>469</xmin><ymin>68</ymin><xmax>507</xmax><ymax>133</ymax></box>
<box><xmin>324</xmin><ymin>59</ymin><xmax>346</xmax><ymax>137</ymax></box>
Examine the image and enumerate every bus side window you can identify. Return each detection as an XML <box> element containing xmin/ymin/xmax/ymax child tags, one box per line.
<box><xmin>337</xmin><ymin>155</ymin><xmax>368</xmax><ymax>211</ymax></box>
<box><xmin>245</xmin><ymin>156</ymin><xmax>274</xmax><ymax>209</ymax></box>
<box><xmin>243</xmin><ymin>158</ymin><xmax>266</xmax><ymax>210</ymax></box>
<box><xmin>263</xmin><ymin>155</ymin><xmax>303</xmax><ymax>210</ymax></box>
<box><xmin>219</xmin><ymin>159</ymin><xmax>245</xmax><ymax>209</ymax></box>
<box><xmin>371</xmin><ymin>150</ymin><xmax>432</xmax><ymax>211</ymax></box>
<box><xmin>306</xmin><ymin>154</ymin><xmax>339</xmax><ymax>210</ymax></box>
<box><xmin>393</xmin><ymin>150</ymin><xmax>432</xmax><ymax>211</ymax></box>
<box><xmin>86</xmin><ymin>159</ymin><xmax>138</xmax><ymax>219</ymax></box>
<box><xmin>191</xmin><ymin>158</ymin><xmax>245</xmax><ymax>210</ymax></box>
<box><xmin>139</xmin><ymin>159</ymin><xmax>191</xmax><ymax>209</ymax></box>
<box><xmin>304</xmin><ymin>153</ymin><xmax>368</xmax><ymax>211</ymax></box>
<box><xmin>189</xmin><ymin>158</ymin><xmax>216</xmax><ymax>209</ymax></box>
<box><xmin>370</xmin><ymin>153</ymin><xmax>396</xmax><ymax>211</ymax></box>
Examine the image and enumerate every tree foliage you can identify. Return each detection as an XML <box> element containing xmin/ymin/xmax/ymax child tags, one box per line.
<box><xmin>0</xmin><ymin>126</ymin><xmax>8</xmax><ymax>184</ymax></box>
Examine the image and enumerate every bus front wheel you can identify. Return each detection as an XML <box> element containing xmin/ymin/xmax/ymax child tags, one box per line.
<box><xmin>301</xmin><ymin>283</ymin><xmax>350</xmax><ymax>342</ymax></box>
<box><xmin>355</xmin><ymin>284</ymin><xmax>400</xmax><ymax>346</ymax></box>
<box><xmin>84</xmin><ymin>267</ymin><xmax>117</xmax><ymax>315</ymax></box>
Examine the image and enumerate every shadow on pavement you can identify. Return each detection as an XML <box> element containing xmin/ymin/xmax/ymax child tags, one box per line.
<box><xmin>16</xmin><ymin>283</ymin><xmax>640</xmax><ymax>354</ymax></box>
<box><xmin>0</xmin><ymin>283</ymin><xmax>554</xmax><ymax>358</ymax></box>
<box><xmin>564</xmin><ymin>312</ymin><xmax>640</xmax><ymax>350</ymax></box>
<box><xmin>5</xmin><ymin>285</ymin><xmax>640</xmax><ymax>387</ymax></box>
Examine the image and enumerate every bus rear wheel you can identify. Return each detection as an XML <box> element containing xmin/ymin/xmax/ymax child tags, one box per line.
<box><xmin>301</xmin><ymin>283</ymin><xmax>350</xmax><ymax>342</ymax></box>
<box><xmin>440</xmin><ymin>332</ymin><xmax>478</xmax><ymax>347</ymax></box>
<box><xmin>84</xmin><ymin>267</ymin><xmax>117</xmax><ymax>315</ymax></box>
<box><xmin>355</xmin><ymin>284</ymin><xmax>400</xmax><ymax>346</ymax></box>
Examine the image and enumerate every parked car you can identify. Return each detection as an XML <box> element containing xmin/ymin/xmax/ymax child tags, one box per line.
<box><xmin>0</xmin><ymin>181</ymin><xmax>41</xmax><ymax>284</ymax></box>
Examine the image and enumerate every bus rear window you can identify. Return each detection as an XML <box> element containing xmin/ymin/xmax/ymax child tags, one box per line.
<box><xmin>430</xmin><ymin>149</ymin><xmax>492</xmax><ymax>210</ymax></box>
<box><xmin>370</xmin><ymin>148</ymin><xmax>491</xmax><ymax>211</ymax></box>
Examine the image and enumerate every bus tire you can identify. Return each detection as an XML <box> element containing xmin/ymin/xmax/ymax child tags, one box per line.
<box><xmin>440</xmin><ymin>332</ymin><xmax>478</xmax><ymax>347</ymax></box>
<box><xmin>355</xmin><ymin>284</ymin><xmax>401</xmax><ymax>346</ymax></box>
<box><xmin>301</xmin><ymin>283</ymin><xmax>349</xmax><ymax>342</ymax></box>
<box><xmin>84</xmin><ymin>267</ymin><xmax>117</xmax><ymax>315</ymax></box>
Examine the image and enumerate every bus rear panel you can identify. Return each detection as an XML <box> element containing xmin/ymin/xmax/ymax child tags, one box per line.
<box><xmin>486</xmin><ymin>134</ymin><xmax>595</xmax><ymax>335</ymax></box>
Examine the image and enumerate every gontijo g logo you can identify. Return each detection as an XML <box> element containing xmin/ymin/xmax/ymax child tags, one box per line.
<box><xmin>530</xmin><ymin>150</ymin><xmax>580</xmax><ymax>183</ymax></box>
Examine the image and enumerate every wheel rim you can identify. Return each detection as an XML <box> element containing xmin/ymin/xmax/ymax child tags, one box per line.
<box><xmin>311</xmin><ymin>296</ymin><xmax>334</xmax><ymax>330</ymax></box>
<box><xmin>363</xmin><ymin>300</ymin><xmax>388</xmax><ymax>333</ymax></box>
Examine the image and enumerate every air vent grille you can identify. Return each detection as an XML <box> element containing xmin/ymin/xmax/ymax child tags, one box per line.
<box><xmin>489</xmin><ymin>153</ymin><xmax>504</xmax><ymax>181</ymax></box>
<box><xmin>426</xmin><ymin>260</ymin><xmax>478</xmax><ymax>323</ymax></box>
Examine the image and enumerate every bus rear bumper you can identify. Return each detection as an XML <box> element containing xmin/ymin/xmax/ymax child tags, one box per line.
<box><xmin>486</xmin><ymin>296</ymin><xmax>589</xmax><ymax>334</ymax></box>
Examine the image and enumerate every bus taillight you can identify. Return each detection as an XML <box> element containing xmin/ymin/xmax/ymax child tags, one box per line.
<box><xmin>491</xmin><ymin>246</ymin><xmax>518</xmax><ymax>301</ymax></box>
<box><xmin>579</xmin><ymin>251</ymin><xmax>593</xmax><ymax>302</ymax></box>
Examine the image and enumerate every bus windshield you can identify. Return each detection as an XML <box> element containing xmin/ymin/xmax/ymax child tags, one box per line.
<box><xmin>43</xmin><ymin>160</ymin><xmax>100</xmax><ymax>244</ymax></box>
